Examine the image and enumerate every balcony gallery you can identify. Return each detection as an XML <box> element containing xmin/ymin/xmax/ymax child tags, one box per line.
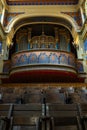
<box><xmin>1</xmin><ymin>24</ymin><xmax>85</xmax><ymax>83</ymax></box>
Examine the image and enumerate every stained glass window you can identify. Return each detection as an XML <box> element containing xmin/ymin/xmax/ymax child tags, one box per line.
<box><xmin>84</xmin><ymin>39</ymin><xmax>87</xmax><ymax>53</ymax></box>
<box><xmin>0</xmin><ymin>41</ymin><xmax>2</xmax><ymax>53</ymax></box>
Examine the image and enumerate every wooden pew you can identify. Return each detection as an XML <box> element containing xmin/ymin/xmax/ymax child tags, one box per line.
<box><xmin>0</xmin><ymin>104</ymin><xmax>87</xmax><ymax>130</ymax></box>
<box><xmin>79</xmin><ymin>104</ymin><xmax>87</xmax><ymax>130</ymax></box>
<box><xmin>0</xmin><ymin>104</ymin><xmax>42</xmax><ymax>130</ymax></box>
<box><xmin>48</xmin><ymin>104</ymin><xmax>83</xmax><ymax>130</ymax></box>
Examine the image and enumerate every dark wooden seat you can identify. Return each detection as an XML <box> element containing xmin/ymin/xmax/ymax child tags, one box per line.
<box><xmin>48</xmin><ymin>104</ymin><xmax>79</xmax><ymax>128</ymax></box>
<box><xmin>78</xmin><ymin>104</ymin><xmax>87</xmax><ymax>130</ymax></box>
<box><xmin>0</xmin><ymin>104</ymin><xmax>42</xmax><ymax>126</ymax></box>
<box><xmin>0</xmin><ymin>104</ymin><xmax>87</xmax><ymax>130</ymax></box>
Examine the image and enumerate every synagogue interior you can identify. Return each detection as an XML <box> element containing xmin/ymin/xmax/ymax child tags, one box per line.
<box><xmin>0</xmin><ymin>0</ymin><xmax>87</xmax><ymax>129</ymax></box>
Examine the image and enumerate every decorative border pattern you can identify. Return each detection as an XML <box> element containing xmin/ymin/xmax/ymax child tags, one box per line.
<box><xmin>3</xmin><ymin>51</ymin><xmax>84</xmax><ymax>74</ymax></box>
<box><xmin>4</xmin><ymin>11</ymin><xmax>24</xmax><ymax>27</ymax></box>
<box><xmin>6</xmin><ymin>0</ymin><xmax>78</xmax><ymax>5</ymax></box>
<box><xmin>11</xmin><ymin>51</ymin><xmax>76</xmax><ymax>68</ymax></box>
<box><xmin>61</xmin><ymin>10</ymin><xmax>82</xmax><ymax>26</ymax></box>
<box><xmin>49</xmin><ymin>53</ymin><xmax>59</xmax><ymax>63</ymax></box>
<box><xmin>28</xmin><ymin>53</ymin><xmax>38</xmax><ymax>64</ymax></box>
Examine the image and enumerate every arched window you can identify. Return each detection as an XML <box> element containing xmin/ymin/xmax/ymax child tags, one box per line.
<box><xmin>18</xmin><ymin>34</ymin><xmax>28</xmax><ymax>51</ymax></box>
<box><xmin>84</xmin><ymin>39</ymin><xmax>87</xmax><ymax>53</ymax></box>
<box><xmin>60</xmin><ymin>35</ymin><xmax>67</xmax><ymax>51</ymax></box>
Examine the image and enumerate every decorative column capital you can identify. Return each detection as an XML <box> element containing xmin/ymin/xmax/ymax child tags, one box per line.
<box><xmin>6</xmin><ymin>27</ymin><xmax>14</xmax><ymax>47</ymax></box>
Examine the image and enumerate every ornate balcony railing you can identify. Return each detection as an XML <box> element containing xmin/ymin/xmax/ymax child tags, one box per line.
<box><xmin>1</xmin><ymin>50</ymin><xmax>85</xmax><ymax>83</ymax></box>
<box><xmin>11</xmin><ymin>50</ymin><xmax>76</xmax><ymax>69</ymax></box>
<box><xmin>3</xmin><ymin>50</ymin><xmax>85</xmax><ymax>75</ymax></box>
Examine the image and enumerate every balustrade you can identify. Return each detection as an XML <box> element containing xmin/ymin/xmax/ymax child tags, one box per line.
<box><xmin>11</xmin><ymin>50</ymin><xmax>76</xmax><ymax>69</ymax></box>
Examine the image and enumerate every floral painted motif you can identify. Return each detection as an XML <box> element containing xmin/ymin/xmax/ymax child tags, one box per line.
<box><xmin>18</xmin><ymin>54</ymin><xmax>28</xmax><ymax>65</ymax></box>
<box><xmin>28</xmin><ymin>53</ymin><xmax>37</xmax><ymax>64</ymax></box>
<box><xmin>49</xmin><ymin>53</ymin><xmax>59</xmax><ymax>64</ymax></box>
<box><xmin>59</xmin><ymin>54</ymin><xmax>68</xmax><ymax>64</ymax></box>
<box><xmin>38</xmin><ymin>53</ymin><xmax>49</xmax><ymax>63</ymax></box>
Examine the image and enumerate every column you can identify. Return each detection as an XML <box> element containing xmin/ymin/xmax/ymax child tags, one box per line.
<box><xmin>1</xmin><ymin>7</ymin><xmax>5</xmax><ymax>25</ymax></box>
<box><xmin>67</xmin><ymin>38</ymin><xmax>71</xmax><ymax>52</ymax></box>
<box><xmin>77</xmin><ymin>35</ymin><xmax>87</xmax><ymax>80</ymax></box>
<box><xmin>77</xmin><ymin>35</ymin><xmax>84</xmax><ymax>59</ymax></box>
<box><xmin>0</xmin><ymin>40</ymin><xmax>3</xmax><ymax>74</ymax></box>
<box><xmin>67</xmin><ymin>43</ymin><xmax>71</xmax><ymax>52</ymax></box>
<box><xmin>54</xmin><ymin>27</ymin><xmax>59</xmax><ymax>49</ymax></box>
<box><xmin>28</xmin><ymin>28</ymin><xmax>32</xmax><ymax>50</ymax></box>
<box><xmin>85</xmin><ymin>0</ymin><xmax>87</xmax><ymax>16</ymax></box>
<box><xmin>15</xmin><ymin>43</ymin><xmax>18</xmax><ymax>52</ymax></box>
<box><xmin>0</xmin><ymin>38</ymin><xmax>8</xmax><ymax>75</ymax></box>
<box><xmin>2</xmin><ymin>38</ymin><xmax>9</xmax><ymax>60</ymax></box>
<box><xmin>80</xmin><ymin>7</ymin><xmax>85</xmax><ymax>24</ymax></box>
<box><xmin>0</xmin><ymin>38</ymin><xmax>9</xmax><ymax>82</ymax></box>
<box><xmin>82</xmin><ymin>38</ymin><xmax>87</xmax><ymax>77</ymax></box>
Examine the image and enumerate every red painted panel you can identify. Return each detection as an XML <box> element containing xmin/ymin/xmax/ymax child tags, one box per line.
<box><xmin>9</xmin><ymin>70</ymin><xmax>78</xmax><ymax>83</ymax></box>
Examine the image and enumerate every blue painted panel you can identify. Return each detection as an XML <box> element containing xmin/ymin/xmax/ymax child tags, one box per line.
<box><xmin>67</xmin><ymin>43</ymin><xmax>71</xmax><ymax>52</ymax></box>
<box><xmin>56</xmin><ymin>42</ymin><xmax>59</xmax><ymax>49</ymax></box>
<box><xmin>49</xmin><ymin>53</ymin><xmax>59</xmax><ymax>64</ymax></box>
<box><xmin>84</xmin><ymin>39</ymin><xmax>87</xmax><ymax>52</ymax></box>
<box><xmin>18</xmin><ymin>54</ymin><xmax>28</xmax><ymax>65</ymax></box>
<box><xmin>12</xmin><ymin>56</ymin><xmax>19</xmax><ymax>66</ymax></box>
<box><xmin>68</xmin><ymin>56</ymin><xmax>75</xmax><ymax>67</ymax></box>
<box><xmin>28</xmin><ymin>53</ymin><xmax>38</xmax><ymax>64</ymax></box>
<box><xmin>77</xmin><ymin>62</ymin><xmax>84</xmax><ymax>72</ymax></box>
<box><xmin>59</xmin><ymin>54</ymin><xmax>68</xmax><ymax>64</ymax></box>
<box><xmin>38</xmin><ymin>53</ymin><xmax>49</xmax><ymax>63</ymax></box>
<box><xmin>28</xmin><ymin>43</ymin><xmax>30</xmax><ymax>50</ymax></box>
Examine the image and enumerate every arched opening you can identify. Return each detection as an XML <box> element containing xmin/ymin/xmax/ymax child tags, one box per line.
<box><xmin>2</xmin><ymin>15</ymin><xmax>82</xmax><ymax>83</ymax></box>
<box><xmin>9</xmin><ymin>23</ymin><xmax>77</xmax><ymax>59</ymax></box>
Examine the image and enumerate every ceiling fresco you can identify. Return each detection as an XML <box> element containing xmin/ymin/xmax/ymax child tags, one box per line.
<box><xmin>6</xmin><ymin>0</ymin><xmax>79</xmax><ymax>5</ymax></box>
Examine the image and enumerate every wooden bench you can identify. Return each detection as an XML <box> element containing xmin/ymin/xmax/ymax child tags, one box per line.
<box><xmin>0</xmin><ymin>104</ymin><xmax>87</xmax><ymax>130</ymax></box>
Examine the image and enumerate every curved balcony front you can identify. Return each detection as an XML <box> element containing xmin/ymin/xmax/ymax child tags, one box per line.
<box><xmin>9</xmin><ymin>49</ymin><xmax>77</xmax><ymax>82</ymax></box>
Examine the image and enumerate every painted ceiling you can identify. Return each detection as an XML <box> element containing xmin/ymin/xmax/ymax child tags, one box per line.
<box><xmin>6</xmin><ymin>0</ymin><xmax>79</xmax><ymax>5</ymax></box>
